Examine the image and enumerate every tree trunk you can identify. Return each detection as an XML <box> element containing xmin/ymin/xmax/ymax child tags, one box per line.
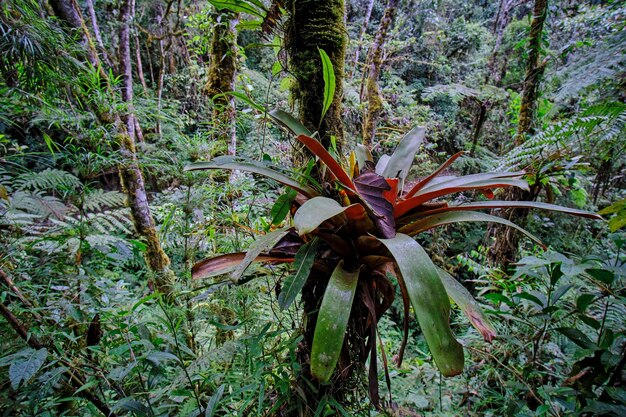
<box><xmin>362</xmin><ymin>0</ymin><xmax>399</xmax><ymax>147</ymax></box>
<box><xmin>285</xmin><ymin>0</ymin><xmax>347</xmax><ymax>152</ymax></box>
<box><xmin>486</xmin><ymin>0</ymin><xmax>529</xmax><ymax>85</ymax></box>
<box><xmin>491</xmin><ymin>0</ymin><xmax>549</xmax><ymax>267</ymax></box>
<box><xmin>49</xmin><ymin>0</ymin><xmax>174</xmax><ymax>295</ymax></box>
<box><xmin>85</xmin><ymin>0</ymin><xmax>112</xmax><ymax>68</ymax></box>
<box><xmin>118</xmin><ymin>0</ymin><xmax>174</xmax><ymax>294</ymax></box>
<box><xmin>205</xmin><ymin>9</ymin><xmax>239</xmax><ymax>157</ymax></box>
<box><xmin>348</xmin><ymin>0</ymin><xmax>375</xmax><ymax>80</ymax></box>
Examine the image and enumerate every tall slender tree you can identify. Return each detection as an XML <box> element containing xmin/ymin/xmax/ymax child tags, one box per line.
<box><xmin>205</xmin><ymin>7</ymin><xmax>239</xmax><ymax>157</ymax></box>
<box><xmin>48</xmin><ymin>0</ymin><xmax>175</xmax><ymax>294</ymax></box>
<box><xmin>491</xmin><ymin>0</ymin><xmax>549</xmax><ymax>266</ymax></box>
<box><xmin>362</xmin><ymin>0</ymin><xmax>400</xmax><ymax>147</ymax></box>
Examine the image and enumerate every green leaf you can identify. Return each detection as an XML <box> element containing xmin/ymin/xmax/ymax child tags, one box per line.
<box><xmin>399</xmin><ymin>211</ymin><xmax>544</xmax><ymax>247</ymax></box>
<box><xmin>556</xmin><ymin>327</ymin><xmax>595</xmax><ymax>349</ymax></box>
<box><xmin>381</xmin><ymin>126</ymin><xmax>426</xmax><ymax>187</ymax></box>
<box><xmin>318</xmin><ymin>48</ymin><xmax>336</xmax><ymax>124</ymax></box>
<box><xmin>208</xmin><ymin>0</ymin><xmax>266</xmax><ymax>17</ymax></box>
<box><xmin>278</xmin><ymin>238</ymin><xmax>319</xmax><ymax>310</ymax></box>
<box><xmin>311</xmin><ymin>261</ymin><xmax>360</xmax><ymax>383</ymax></box>
<box><xmin>231</xmin><ymin>227</ymin><xmax>291</xmax><ymax>282</ymax></box>
<box><xmin>586</xmin><ymin>268</ymin><xmax>615</xmax><ymax>285</ymax></box>
<box><xmin>268</xmin><ymin>109</ymin><xmax>312</xmax><ymax>136</ymax></box>
<box><xmin>7</xmin><ymin>348</ymin><xmax>48</xmax><ymax>389</ymax></box>
<box><xmin>436</xmin><ymin>268</ymin><xmax>496</xmax><ymax>342</ymax></box>
<box><xmin>111</xmin><ymin>398</ymin><xmax>150</xmax><ymax>416</ymax></box>
<box><xmin>205</xmin><ymin>384</ymin><xmax>225</xmax><ymax>417</ymax></box>
<box><xmin>185</xmin><ymin>156</ymin><xmax>318</xmax><ymax>198</ymax></box>
<box><xmin>215</xmin><ymin>91</ymin><xmax>265</xmax><ymax>112</ymax></box>
<box><xmin>576</xmin><ymin>293</ymin><xmax>596</xmax><ymax>312</ymax></box>
<box><xmin>294</xmin><ymin>197</ymin><xmax>356</xmax><ymax>235</ymax></box>
<box><xmin>378</xmin><ymin>234</ymin><xmax>464</xmax><ymax>377</ymax></box>
<box><xmin>270</xmin><ymin>189</ymin><xmax>297</xmax><ymax>227</ymax></box>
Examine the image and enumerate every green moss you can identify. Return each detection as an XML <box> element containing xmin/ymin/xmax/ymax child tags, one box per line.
<box><xmin>285</xmin><ymin>0</ymin><xmax>347</xmax><ymax>150</ymax></box>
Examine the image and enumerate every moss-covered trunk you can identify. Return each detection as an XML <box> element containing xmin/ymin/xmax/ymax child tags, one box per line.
<box><xmin>491</xmin><ymin>0</ymin><xmax>548</xmax><ymax>267</ymax></box>
<box><xmin>362</xmin><ymin>0</ymin><xmax>399</xmax><ymax>147</ymax></box>
<box><xmin>205</xmin><ymin>9</ymin><xmax>239</xmax><ymax>157</ymax></box>
<box><xmin>285</xmin><ymin>0</ymin><xmax>347</xmax><ymax>152</ymax></box>
<box><xmin>49</xmin><ymin>0</ymin><xmax>174</xmax><ymax>295</ymax></box>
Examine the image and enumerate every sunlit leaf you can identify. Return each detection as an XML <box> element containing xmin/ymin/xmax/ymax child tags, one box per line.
<box><xmin>378</xmin><ymin>234</ymin><xmax>464</xmax><ymax>377</ymax></box>
<box><xmin>311</xmin><ymin>261</ymin><xmax>360</xmax><ymax>383</ymax></box>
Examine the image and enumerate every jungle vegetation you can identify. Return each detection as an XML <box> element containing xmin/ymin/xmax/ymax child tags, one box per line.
<box><xmin>0</xmin><ymin>0</ymin><xmax>625</xmax><ymax>416</ymax></box>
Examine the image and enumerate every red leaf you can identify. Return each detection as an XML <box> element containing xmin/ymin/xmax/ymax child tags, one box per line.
<box><xmin>296</xmin><ymin>135</ymin><xmax>356</xmax><ymax>191</ymax></box>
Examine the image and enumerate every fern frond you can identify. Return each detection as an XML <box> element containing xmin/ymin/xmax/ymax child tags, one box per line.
<box><xmin>14</xmin><ymin>169</ymin><xmax>81</xmax><ymax>192</ymax></box>
<box><xmin>499</xmin><ymin>101</ymin><xmax>626</xmax><ymax>170</ymax></box>
<box><xmin>82</xmin><ymin>189</ymin><xmax>126</xmax><ymax>212</ymax></box>
<box><xmin>7</xmin><ymin>190</ymin><xmax>70</xmax><ymax>220</ymax></box>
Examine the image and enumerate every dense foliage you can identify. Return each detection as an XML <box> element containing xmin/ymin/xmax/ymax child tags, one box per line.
<box><xmin>0</xmin><ymin>0</ymin><xmax>624</xmax><ymax>416</ymax></box>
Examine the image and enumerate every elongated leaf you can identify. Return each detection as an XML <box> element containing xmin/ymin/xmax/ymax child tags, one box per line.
<box><xmin>216</xmin><ymin>91</ymin><xmax>265</xmax><ymax>111</ymax></box>
<box><xmin>232</xmin><ymin>227</ymin><xmax>292</xmax><ymax>282</ymax></box>
<box><xmin>311</xmin><ymin>261</ymin><xmax>360</xmax><ymax>383</ymax></box>
<box><xmin>436</xmin><ymin>268</ymin><xmax>496</xmax><ymax>342</ymax></box>
<box><xmin>268</xmin><ymin>109</ymin><xmax>312</xmax><ymax>136</ymax></box>
<box><xmin>318</xmin><ymin>48</ymin><xmax>336</xmax><ymax>123</ymax></box>
<box><xmin>208</xmin><ymin>0</ymin><xmax>265</xmax><ymax>17</ymax></box>
<box><xmin>378</xmin><ymin>234</ymin><xmax>464</xmax><ymax>377</ymax></box>
<box><xmin>205</xmin><ymin>384</ymin><xmax>225</xmax><ymax>417</ymax></box>
<box><xmin>270</xmin><ymin>189</ymin><xmax>297</xmax><ymax>227</ymax></box>
<box><xmin>192</xmin><ymin>252</ymin><xmax>294</xmax><ymax>280</ymax></box>
<box><xmin>395</xmin><ymin>177</ymin><xmax>529</xmax><ymax>217</ymax></box>
<box><xmin>403</xmin><ymin>151</ymin><xmax>465</xmax><ymax>199</ymax></box>
<box><xmin>417</xmin><ymin>171</ymin><xmax>526</xmax><ymax>194</ymax></box>
<box><xmin>296</xmin><ymin>135</ymin><xmax>356</xmax><ymax>190</ymax></box>
<box><xmin>414</xmin><ymin>200</ymin><xmax>603</xmax><ymax>220</ymax></box>
<box><xmin>381</xmin><ymin>126</ymin><xmax>426</xmax><ymax>185</ymax></box>
<box><xmin>8</xmin><ymin>348</ymin><xmax>47</xmax><ymax>389</ymax></box>
<box><xmin>294</xmin><ymin>196</ymin><xmax>365</xmax><ymax>235</ymax></box>
<box><xmin>355</xmin><ymin>144</ymin><xmax>373</xmax><ymax>173</ymax></box>
<box><xmin>399</xmin><ymin>211</ymin><xmax>543</xmax><ymax>246</ymax></box>
<box><xmin>185</xmin><ymin>156</ymin><xmax>318</xmax><ymax>198</ymax></box>
<box><xmin>278</xmin><ymin>238</ymin><xmax>319</xmax><ymax>310</ymax></box>
<box><xmin>354</xmin><ymin>170</ymin><xmax>395</xmax><ymax>238</ymax></box>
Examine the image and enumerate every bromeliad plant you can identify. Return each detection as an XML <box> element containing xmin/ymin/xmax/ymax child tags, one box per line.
<box><xmin>186</xmin><ymin>123</ymin><xmax>601</xmax><ymax>406</ymax></box>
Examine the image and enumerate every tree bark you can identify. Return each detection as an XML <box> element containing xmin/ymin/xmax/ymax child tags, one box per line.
<box><xmin>491</xmin><ymin>0</ymin><xmax>549</xmax><ymax>267</ymax></box>
<box><xmin>205</xmin><ymin>9</ymin><xmax>240</xmax><ymax>157</ymax></box>
<box><xmin>362</xmin><ymin>0</ymin><xmax>399</xmax><ymax>147</ymax></box>
<box><xmin>85</xmin><ymin>0</ymin><xmax>112</xmax><ymax>68</ymax></box>
<box><xmin>285</xmin><ymin>0</ymin><xmax>347</xmax><ymax>152</ymax></box>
